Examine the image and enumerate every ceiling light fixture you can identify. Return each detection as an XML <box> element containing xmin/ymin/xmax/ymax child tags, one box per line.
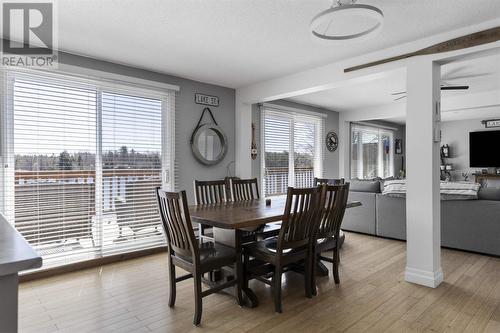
<box><xmin>310</xmin><ymin>0</ymin><xmax>384</xmax><ymax>41</ymax></box>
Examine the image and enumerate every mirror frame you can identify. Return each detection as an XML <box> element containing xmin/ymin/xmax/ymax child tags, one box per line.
<box><xmin>191</xmin><ymin>123</ymin><xmax>228</xmax><ymax>165</ymax></box>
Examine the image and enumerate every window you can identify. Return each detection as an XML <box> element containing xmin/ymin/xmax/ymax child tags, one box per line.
<box><xmin>261</xmin><ymin>106</ymin><xmax>324</xmax><ymax>196</ymax></box>
<box><xmin>350</xmin><ymin>124</ymin><xmax>394</xmax><ymax>179</ymax></box>
<box><xmin>1</xmin><ymin>70</ymin><xmax>176</xmax><ymax>269</ymax></box>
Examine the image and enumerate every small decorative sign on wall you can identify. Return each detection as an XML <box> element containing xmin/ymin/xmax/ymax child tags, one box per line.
<box><xmin>195</xmin><ymin>93</ymin><xmax>219</xmax><ymax>107</ymax></box>
<box><xmin>483</xmin><ymin>119</ymin><xmax>500</xmax><ymax>128</ymax></box>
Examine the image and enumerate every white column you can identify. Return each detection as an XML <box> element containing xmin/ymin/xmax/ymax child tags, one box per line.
<box><xmin>338</xmin><ymin>115</ymin><xmax>350</xmax><ymax>179</ymax></box>
<box><xmin>405</xmin><ymin>58</ymin><xmax>443</xmax><ymax>288</ymax></box>
<box><xmin>234</xmin><ymin>98</ymin><xmax>252</xmax><ymax>178</ymax></box>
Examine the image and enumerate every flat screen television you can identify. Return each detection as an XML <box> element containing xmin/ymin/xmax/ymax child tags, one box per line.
<box><xmin>469</xmin><ymin>130</ymin><xmax>500</xmax><ymax>167</ymax></box>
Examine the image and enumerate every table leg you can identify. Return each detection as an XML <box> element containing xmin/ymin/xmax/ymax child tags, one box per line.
<box><xmin>213</xmin><ymin>228</ymin><xmax>259</xmax><ymax>308</ymax></box>
<box><xmin>316</xmin><ymin>231</ymin><xmax>346</xmax><ymax>276</ymax></box>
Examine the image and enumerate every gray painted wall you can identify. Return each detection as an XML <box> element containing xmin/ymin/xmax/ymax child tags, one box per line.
<box><xmin>441</xmin><ymin>118</ymin><xmax>498</xmax><ymax>181</ymax></box>
<box><xmin>58</xmin><ymin>52</ymin><xmax>235</xmax><ymax>203</ymax></box>
<box><xmin>251</xmin><ymin>99</ymin><xmax>340</xmax><ymax>183</ymax></box>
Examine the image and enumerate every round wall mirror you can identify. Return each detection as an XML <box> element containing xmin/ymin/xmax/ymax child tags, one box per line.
<box><xmin>191</xmin><ymin>123</ymin><xmax>228</xmax><ymax>165</ymax></box>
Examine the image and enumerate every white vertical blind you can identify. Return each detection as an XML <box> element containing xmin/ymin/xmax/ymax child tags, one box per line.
<box><xmin>350</xmin><ymin>123</ymin><xmax>394</xmax><ymax>179</ymax></box>
<box><xmin>1</xmin><ymin>69</ymin><xmax>176</xmax><ymax>270</ymax></box>
<box><xmin>261</xmin><ymin>106</ymin><xmax>324</xmax><ymax>196</ymax></box>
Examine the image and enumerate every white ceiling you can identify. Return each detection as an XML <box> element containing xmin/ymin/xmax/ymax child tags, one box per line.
<box><xmin>289</xmin><ymin>53</ymin><xmax>500</xmax><ymax>113</ymax></box>
<box><xmin>21</xmin><ymin>0</ymin><xmax>500</xmax><ymax>88</ymax></box>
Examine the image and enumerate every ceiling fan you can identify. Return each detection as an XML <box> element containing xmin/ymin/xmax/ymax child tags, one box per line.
<box><xmin>392</xmin><ymin>84</ymin><xmax>469</xmax><ymax>101</ymax></box>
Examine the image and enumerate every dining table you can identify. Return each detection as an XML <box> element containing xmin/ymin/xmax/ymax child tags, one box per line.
<box><xmin>188</xmin><ymin>195</ymin><xmax>362</xmax><ymax>307</ymax></box>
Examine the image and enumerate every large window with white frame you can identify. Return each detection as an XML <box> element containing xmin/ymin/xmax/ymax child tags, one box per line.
<box><xmin>350</xmin><ymin>123</ymin><xmax>394</xmax><ymax>179</ymax></box>
<box><xmin>0</xmin><ymin>70</ymin><xmax>176</xmax><ymax>269</ymax></box>
<box><xmin>261</xmin><ymin>105</ymin><xmax>324</xmax><ymax>196</ymax></box>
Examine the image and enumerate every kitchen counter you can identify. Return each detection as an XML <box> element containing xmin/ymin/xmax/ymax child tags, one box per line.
<box><xmin>0</xmin><ymin>213</ymin><xmax>42</xmax><ymax>333</ymax></box>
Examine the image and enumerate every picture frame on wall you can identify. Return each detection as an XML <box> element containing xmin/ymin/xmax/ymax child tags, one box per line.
<box><xmin>395</xmin><ymin>139</ymin><xmax>402</xmax><ymax>154</ymax></box>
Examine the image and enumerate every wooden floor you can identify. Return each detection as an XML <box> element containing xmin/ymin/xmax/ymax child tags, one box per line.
<box><xmin>19</xmin><ymin>232</ymin><xmax>500</xmax><ymax>333</ymax></box>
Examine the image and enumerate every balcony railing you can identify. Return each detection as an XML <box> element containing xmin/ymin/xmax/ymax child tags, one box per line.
<box><xmin>264</xmin><ymin>167</ymin><xmax>315</xmax><ymax>196</ymax></box>
<box><xmin>14</xmin><ymin>169</ymin><xmax>162</xmax><ymax>259</ymax></box>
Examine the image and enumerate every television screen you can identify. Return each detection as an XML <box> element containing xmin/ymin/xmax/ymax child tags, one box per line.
<box><xmin>469</xmin><ymin>130</ymin><xmax>500</xmax><ymax>167</ymax></box>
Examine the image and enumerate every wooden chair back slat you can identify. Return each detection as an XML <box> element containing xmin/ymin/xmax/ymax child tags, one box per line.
<box><xmin>193</xmin><ymin>180</ymin><xmax>227</xmax><ymax>205</ymax></box>
<box><xmin>156</xmin><ymin>188</ymin><xmax>198</xmax><ymax>259</ymax></box>
<box><xmin>317</xmin><ymin>183</ymin><xmax>350</xmax><ymax>240</ymax></box>
<box><xmin>277</xmin><ymin>186</ymin><xmax>324</xmax><ymax>251</ymax></box>
<box><xmin>230</xmin><ymin>178</ymin><xmax>260</xmax><ymax>201</ymax></box>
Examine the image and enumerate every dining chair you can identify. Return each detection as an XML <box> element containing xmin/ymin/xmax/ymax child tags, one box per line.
<box><xmin>313</xmin><ymin>177</ymin><xmax>345</xmax><ymax>186</ymax></box>
<box><xmin>230</xmin><ymin>177</ymin><xmax>260</xmax><ymax>201</ymax></box>
<box><xmin>231</xmin><ymin>177</ymin><xmax>280</xmax><ymax>240</ymax></box>
<box><xmin>311</xmin><ymin>183</ymin><xmax>350</xmax><ymax>295</ymax></box>
<box><xmin>223</xmin><ymin>176</ymin><xmax>239</xmax><ymax>200</ymax></box>
<box><xmin>193</xmin><ymin>180</ymin><xmax>227</xmax><ymax>243</ymax></box>
<box><xmin>156</xmin><ymin>188</ymin><xmax>242</xmax><ymax>326</ymax></box>
<box><xmin>243</xmin><ymin>186</ymin><xmax>325</xmax><ymax>313</ymax></box>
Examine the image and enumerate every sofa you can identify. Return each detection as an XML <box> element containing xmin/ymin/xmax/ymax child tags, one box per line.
<box><xmin>342</xmin><ymin>180</ymin><xmax>500</xmax><ymax>256</ymax></box>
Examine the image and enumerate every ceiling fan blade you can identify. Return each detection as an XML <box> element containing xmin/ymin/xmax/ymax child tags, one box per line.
<box><xmin>441</xmin><ymin>85</ymin><xmax>469</xmax><ymax>90</ymax></box>
<box><xmin>443</xmin><ymin>72</ymin><xmax>492</xmax><ymax>81</ymax></box>
<box><xmin>441</xmin><ymin>65</ymin><xmax>468</xmax><ymax>79</ymax></box>
<box><xmin>393</xmin><ymin>85</ymin><xmax>468</xmax><ymax>101</ymax></box>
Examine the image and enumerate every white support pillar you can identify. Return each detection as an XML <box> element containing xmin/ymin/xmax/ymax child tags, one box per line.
<box><xmin>338</xmin><ymin>114</ymin><xmax>350</xmax><ymax>179</ymax></box>
<box><xmin>234</xmin><ymin>99</ymin><xmax>252</xmax><ymax>178</ymax></box>
<box><xmin>405</xmin><ymin>58</ymin><xmax>443</xmax><ymax>288</ymax></box>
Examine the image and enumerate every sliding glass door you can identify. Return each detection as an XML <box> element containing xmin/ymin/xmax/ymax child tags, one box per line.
<box><xmin>262</xmin><ymin>108</ymin><xmax>324</xmax><ymax>196</ymax></box>
<box><xmin>13</xmin><ymin>77</ymin><xmax>99</xmax><ymax>265</ymax></box>
<box><xmin>101</xmin><ymin>92</ymin><xmax>164</xmax><ymax>255</ymax></box>
<box><xmin>4</xmin><ymin>71</ymin><xmax>174</xmax><ymax>269</ymax></box>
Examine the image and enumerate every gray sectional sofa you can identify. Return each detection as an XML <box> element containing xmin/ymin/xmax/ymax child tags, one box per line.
<box><xmin>342</xmin><ymin>180</ymin><xmax>500</xmax><ymax>256</ymax></box>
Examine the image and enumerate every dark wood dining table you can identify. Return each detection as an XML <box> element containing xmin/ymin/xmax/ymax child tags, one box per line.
<box><xmin>188</xmin><ymin>196</ymin><xmax>361</xmax><ymax>307</ymax></box>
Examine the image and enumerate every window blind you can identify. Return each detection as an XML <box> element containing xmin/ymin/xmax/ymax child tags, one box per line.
<box><xmin>261</xmin><ymin>106</ymin><xmax>324</xmax><ymax>196</ymax></box>
<box><xmin>1</xmin><ymin>70</ymin><xmax>176</xmax><ymax>270</ymax></box>
<box><xmin>101</xmin><ymin>91</ymin><xmax>164</xmax><ymax>255</ymax></box>
<box><xmin>350</xmin><ymin>123</ymin><xmax>394</xmax><ymax>179</ymax></box>
<box><xmin>12</xmin><ymin>77</ymin><xmax>99</xmax><ymax>266</ymax></box>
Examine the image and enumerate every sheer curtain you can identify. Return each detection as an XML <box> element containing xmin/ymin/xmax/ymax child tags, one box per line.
<box><xmin>351</xmin><ymin>124</ymin><xmax>394</xmax><ymax>179</ymax></box>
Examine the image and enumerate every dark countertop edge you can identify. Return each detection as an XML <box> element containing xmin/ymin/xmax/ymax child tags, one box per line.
<box><xmin>0</xmin><ymin>214</ymin><xmax>43</xmax><ymax>276</ymax></box>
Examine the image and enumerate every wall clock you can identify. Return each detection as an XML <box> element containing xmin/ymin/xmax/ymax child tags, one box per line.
<box><xmin>326</xmin><ymin>131</ymin><xmax>338</xmax><ymax>152</ymax></box>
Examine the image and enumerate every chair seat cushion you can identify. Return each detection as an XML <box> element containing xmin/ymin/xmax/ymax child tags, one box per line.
<box><xmin>244</xmin><ymin>237</ymin><xmax>308</xmax><ymax>264</ymax></box>
<box><xmin>177</xmin><ymin>242</ymin><xmax>236</xmax><ymax>272</ymax></box>
<box><xmin>316</xmin><ymin>236</ymin><xmax>338</xmax><ymax>253</ymax></box>
<box><xmin>259</xmin><ymin>222</ymin><xmax>281</xmax><ymax>239</ymax></box>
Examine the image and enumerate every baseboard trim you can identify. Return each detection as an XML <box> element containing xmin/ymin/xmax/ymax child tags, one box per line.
<box><xmin>19</xmin><ymin>246</ymin><xmax>168</xmax><ymax>283</ymax></box>
<box><xmin>405</xmin><ymin>266</ymin><xmax>443</xmax><ymax>288</ymax></box>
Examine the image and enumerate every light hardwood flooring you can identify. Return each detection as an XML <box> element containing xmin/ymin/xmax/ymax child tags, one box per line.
<box><xmin>19</xmin><ymin>232</ymin><xmax>500</xmax><ymax>333</ymax></box>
